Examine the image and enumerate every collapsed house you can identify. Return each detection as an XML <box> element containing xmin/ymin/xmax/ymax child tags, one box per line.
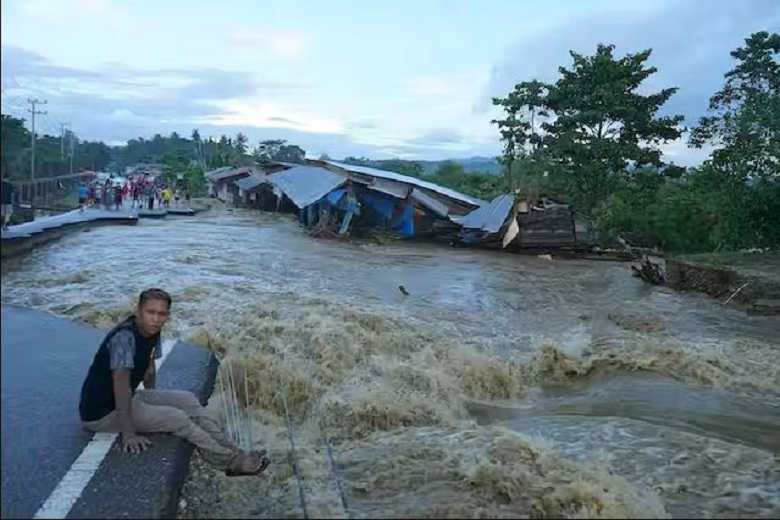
<box><xmin>454</xmin><ymin>193</ymin><xmax>577</xmax><ymax>250</ymax></box>
<box><xmin>206</xmin><ymin>166</ymin><xmax>258</xmax><ymax>204</ymax></box>
<box><xmin>210</xmin><ymin>159</ymin><xmax>578</xmax><ymax>251</ymax></box>
<box><xmin>311</xmin><ymin>160</ymin><xmax>485</xmax><ymax>238</ymax></box>
<box><xmin>216</xmin><ymin>159</ymin><xmax>485</xmax><ymax>239</ymax></box>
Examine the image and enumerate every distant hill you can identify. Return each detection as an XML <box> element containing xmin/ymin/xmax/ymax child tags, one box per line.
<box><xmin>418</xmin><ymin>156</ymin><xmax>502</xmax><ymax>176</ymax></box>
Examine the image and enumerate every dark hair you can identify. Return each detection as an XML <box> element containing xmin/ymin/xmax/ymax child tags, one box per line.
<box><xmin>138</xmin><ymin>288</ymin><xmax>172</xmax><ymax>310</ymax></box>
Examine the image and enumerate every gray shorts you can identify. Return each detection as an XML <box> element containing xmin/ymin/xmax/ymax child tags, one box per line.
<box><xmin>1</xmin><ymin>204</ymin><xmax>12</xmax><ymax>218</ymax></box>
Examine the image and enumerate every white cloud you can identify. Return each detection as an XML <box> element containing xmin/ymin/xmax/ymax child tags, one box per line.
<box><xmin>201</xmin><ymin>100</ymin><xmax>344</xmax><ymax>134</ymax></box>
<box><xmin>108</xmin><ymin>108</ymin><xmax>147</xmax><ymax>125</ymax></box>
<box><xmin>22</xmin><ymin>0</ymin><xmax>110</xmax><ymax>18</ymax></box>
<box><xmin>227</xmin><ymin>29</ymin><xmax>306</xmax><ymax>59</ymax></box>
<box><xmin>659</xmin><ymin>134</ymin><xmax>714</xmax><ymax>166</ymax></box>
<box><xmin>406</xmin><ymin>76</ymin><xmax>453</xmax><ymax>96</ymax></box>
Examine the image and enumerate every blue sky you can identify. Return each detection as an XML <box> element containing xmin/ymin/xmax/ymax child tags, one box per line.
<box><xmin>1</xmin><ymin>0</ymin><xmax>777</xmax><ymax>164</ymax></box>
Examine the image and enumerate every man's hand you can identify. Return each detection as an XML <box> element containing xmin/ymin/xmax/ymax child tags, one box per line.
<box><xmin>120</xmin><ymin>433</ymin><xmax>151</xmax><ymax>454</ymax></box>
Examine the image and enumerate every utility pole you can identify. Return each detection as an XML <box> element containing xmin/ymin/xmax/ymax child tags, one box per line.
<box><xmin>28</xmin><ymin>98</ymin><xmax>48</xmax><ymax>180</ymax></box>
<box><xmin>69</xmin><ymin>130</ymin><xmax>75</xmax><ymax>175</ymax></box>
<box><xmin>60</xmin><ymin>122</ymin><xmax>70</xmax><ymax>159</ymax></box>
<box><xmin>27</xmin><ymin>98</ymin><xmax>47</xmax><ymax>208</ymax></box>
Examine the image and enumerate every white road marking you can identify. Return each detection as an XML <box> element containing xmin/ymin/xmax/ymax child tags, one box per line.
<box><xmin>33</xmin><ymin>339</ymin><xmax>177</xmax><ymax>519</ymax></box>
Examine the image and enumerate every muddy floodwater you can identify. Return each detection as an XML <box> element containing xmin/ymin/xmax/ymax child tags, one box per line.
<box><xmin>3</xmin><ymin>207</ymin><xmax>779</xmax><ymax>518</ymax></box>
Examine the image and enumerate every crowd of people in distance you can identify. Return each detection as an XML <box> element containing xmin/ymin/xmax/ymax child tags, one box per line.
<box><xmin>78</xmin><ymin>175</ymin><xmax>190</xmax><ymax>213</ymax></box>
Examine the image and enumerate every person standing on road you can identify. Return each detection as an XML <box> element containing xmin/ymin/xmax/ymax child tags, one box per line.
<box><xmin>145</xmin><ymin>183</ymin><xmax>155</xmax><ymax>210</ymax></box>
<box><xmin>113</xmin><ymin>184</ymin><xmax>123</xmax><ymax>211</ymax></box>
<box><xmin>162</xmin><ymin>187</ymin><xmax>172</xmax><ymax>209</ymax></box>
<box><xmin>79</xmin><ymin>288</ymin><xmax>270</xmax><ymax>476</ymax></box>
<box><xmin>78</xmin><ymin>183</ymin><xmax>89</xmax><ymax>213</ymax></box>
<box><xmin>1</xmin><ymin>175</ymin><xmax>16</xmax><ymax>230</ymax></box>
<box><xmin>101</xmin><ymin>180</ymin><xmax>111</xmax><ymax>210</ymax></box>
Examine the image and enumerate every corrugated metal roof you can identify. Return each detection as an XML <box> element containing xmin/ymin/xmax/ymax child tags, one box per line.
<box><xmin>236</xmin><ymin>173</ymin><xmax>267</xmax><ymax>191</ymax></box>
<box><xmin>267</xmin><ymin>166</ymin><xmax>346</xmax><ymax>208</ymax></box>
<box><xmin>410</xmin><ymin>188</ymin><xmax>449</xmax><ymax>217</ymax></box>
<box><xmin>452</xmin><ymin>193</ymin><xmax>514</xmax><ymax>233</ymax></box>
<box><xmin>324</xmin><ymin>160</ymin><xmax>485</xmax><ymax>207</ymax></box>
<box><xmin>205</xmin><ymin>166</ymin><xmax>233</xmax><ymax>179</ymax></box>
<box><xmin>208</xmin><ymin>168</ymin><xmax>242</xmax><ymax>182</ymax></box>
<box><xmin>368</xmin><ymin>177</ymin><xmax>410</xmax><ymax>199</ymax></box>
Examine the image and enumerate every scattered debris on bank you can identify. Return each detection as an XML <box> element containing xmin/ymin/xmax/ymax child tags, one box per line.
<box><xmin>206</xmin><ymin>159</ymin><xmax>594</xmax><ymax>254</ymax></box>
<box><xmin>631</xmin><ymin>256</ymin><xmax>666</xmax><ymax>285</ymax></box>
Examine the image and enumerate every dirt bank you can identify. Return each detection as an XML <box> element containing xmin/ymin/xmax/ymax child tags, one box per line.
<box><xmin>665</xmin><ymin>253</ymin><xmax>780</xmax><ymax>314</ymax></box>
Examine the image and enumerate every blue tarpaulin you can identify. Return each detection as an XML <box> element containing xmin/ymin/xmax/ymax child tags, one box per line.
<box><xmin>360</xmin><ymin>191</ymin><xmax>396</xmax><ymax>220</ymax></box>
<box><xmin>325</xmin><ymin>189</ymin><xmax>346</xmax><ymax>206</ymax></box>
<box><xmin>391</xmin><ymin>202</ymin><xmax>415</xmax><ymax>237</ymax></box>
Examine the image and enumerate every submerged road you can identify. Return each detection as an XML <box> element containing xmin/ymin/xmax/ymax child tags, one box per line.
<box><xmin>0</xmin><ymin>305</ymin><xmax>217</xmax><ymax>519</ymax></box>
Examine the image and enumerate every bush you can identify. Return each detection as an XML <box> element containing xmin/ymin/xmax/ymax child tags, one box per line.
<box><xmin>596</xmin><ymin>165</ymin><xmax>780</xmax><ymax>254</ymax></box>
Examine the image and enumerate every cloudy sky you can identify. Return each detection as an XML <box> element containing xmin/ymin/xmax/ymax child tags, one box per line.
<box><xmin>1</xmin><ymin>0</ymin><xmax>777</xmax><ymax>164</ymax></box>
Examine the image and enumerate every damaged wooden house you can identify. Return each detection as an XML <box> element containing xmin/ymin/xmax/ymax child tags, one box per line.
<box><xmin>210</xmin><ymin>159</ymin><xmax>577</xmax><ymax>252</ymax></box>
<box><xmin>217</xmin><ymin>159</ymin><xmax>485</xmax><ymax>239</ymax></box>
<box><xmin>453</xmin><ymin>192</ymin><xmax>577</xmax><ymax>251</ymax></box>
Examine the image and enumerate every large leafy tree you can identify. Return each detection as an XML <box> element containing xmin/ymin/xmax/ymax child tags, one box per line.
<box><xmin>494</xmin><ymin>44</ymin><xmax>684</xmax><ymax>214</ymax></box>
<box><xmin>234</xmin><ymin>132</ymin><xmax>249</xmax><ymax>156</ymax></box>
<box><xmin>1</xmin><ymin>114</ymin><xmax>31</xmax><ymax>179</ymax></box>
<box><xmin>252</xmin><ymin>139</ymin><xmax>306</xmax><ymax>164</ymax></box>
<box><xmin>690</xmin><ymin>31</ymin><xmax>780</xmax><ymax>179</ymax></box>
<box><xmin>253</xmin><ymin>139</ymin><xmax>286</xmax><ymax>163</ymax></box>
<box><xmin>492</xmin><ymin>80</ymin><xmax>549</xmax><ymax>189</ymax></box>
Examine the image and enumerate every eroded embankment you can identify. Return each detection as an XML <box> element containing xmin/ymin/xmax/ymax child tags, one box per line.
<box><xmin>665</xmin><ymin>257</ymin><xmax>780</xmax><ymax>314</ymax></box>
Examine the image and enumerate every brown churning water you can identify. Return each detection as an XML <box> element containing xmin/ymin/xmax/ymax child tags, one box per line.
<box><xmin>2</xmin><ymin>208</ymin><xmax>779</xmax><ymax>518</ymax></box>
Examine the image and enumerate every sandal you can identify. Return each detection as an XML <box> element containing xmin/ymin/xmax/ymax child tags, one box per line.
<box><xmin>225</xmin><ymin>451</ymin><xmax>270</xmax><ymax>477</ymax></box>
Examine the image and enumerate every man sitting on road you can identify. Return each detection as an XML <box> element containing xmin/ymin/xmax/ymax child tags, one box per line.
<box><xmin>79</xmin><ymin>288</ymin><xmax>269</xmax><ymax>477</ymax></box>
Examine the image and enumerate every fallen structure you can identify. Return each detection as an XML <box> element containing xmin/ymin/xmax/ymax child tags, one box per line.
<box><xmin>453</xmin><ymin>193</ymin><xmax>577</xmax><ymax>251</ymax></box>
<box><xmin>210</xmin><ymin>159</ymin><xmax>585</xmax><ymax>252</ymax></box>
<box><xmin>216</xmin><ymin>159</ymin><xmax>485</xmax><ymax>239</ymax></box>
<box><xmin>206</xmin><ymin>166</ymin><xmax>257</xmax><ymax>204</ymax></box>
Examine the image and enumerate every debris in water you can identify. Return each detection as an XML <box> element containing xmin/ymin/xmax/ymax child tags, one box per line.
<box><xmin>631</xmin><ymin>256</ymin><xmax>666</xmax><ymax>285</ymax></box>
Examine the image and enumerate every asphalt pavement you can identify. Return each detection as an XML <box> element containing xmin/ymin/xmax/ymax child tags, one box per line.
<box><xmin>1</xmin><ymin>304</ymin><xmax>218</xmax><ymax>519</ymax></box>
<box><xmin>1</xmin><ymin>305</ymin><xmax>101</xmax><ymax>518</ymax></box>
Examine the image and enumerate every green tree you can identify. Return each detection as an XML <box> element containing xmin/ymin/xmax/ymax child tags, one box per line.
<box><xmin>342</xmin><ymin>157</ymin><xmax>424</xmax><ymax>178</ymax></box>
<box><xmin>433</xmin><ymin>160</ymin><xmax>466</xmax><ymax>184</ymax></box>
<box><xmin>546</xmin><ymin>45</ymin><xmax>683</xmax><ymax>213</ymax></box>
<box><xmin>182</xmin><ymin>164</ymin><xmax>207</xmax><ymax>196</ymax></box>
<box><xmin>274</xmin><ymin>144</ymin><xmax>306</xmax><ymax>163</ymax></box>
<box><xmin>253</xmin><ymin>139</ymin><xmax>286</xmax><ymax>163</ymax></box>
<box><xmin>690</xmin><ymin>31</ymin><xmax>780</xmax><ymax>179</ymax></box>
<box><xmin>1</xmin><ymin>115</ymin><xmax>31</xmax><ymax>179</ymax></box>
<box><xmin>494</xmin><ymin>44</ymin><xmax>684</xmax><ymax>215</ymax></box>
<box><xmin>235</xmin><ymin>132</ymin><xmax>249</xmax><ymax>156</ymax></box>
<box><xmin>492</xmin><ymin>80</ymin><xmax>550</xmax><ymax>189</ymax></box>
